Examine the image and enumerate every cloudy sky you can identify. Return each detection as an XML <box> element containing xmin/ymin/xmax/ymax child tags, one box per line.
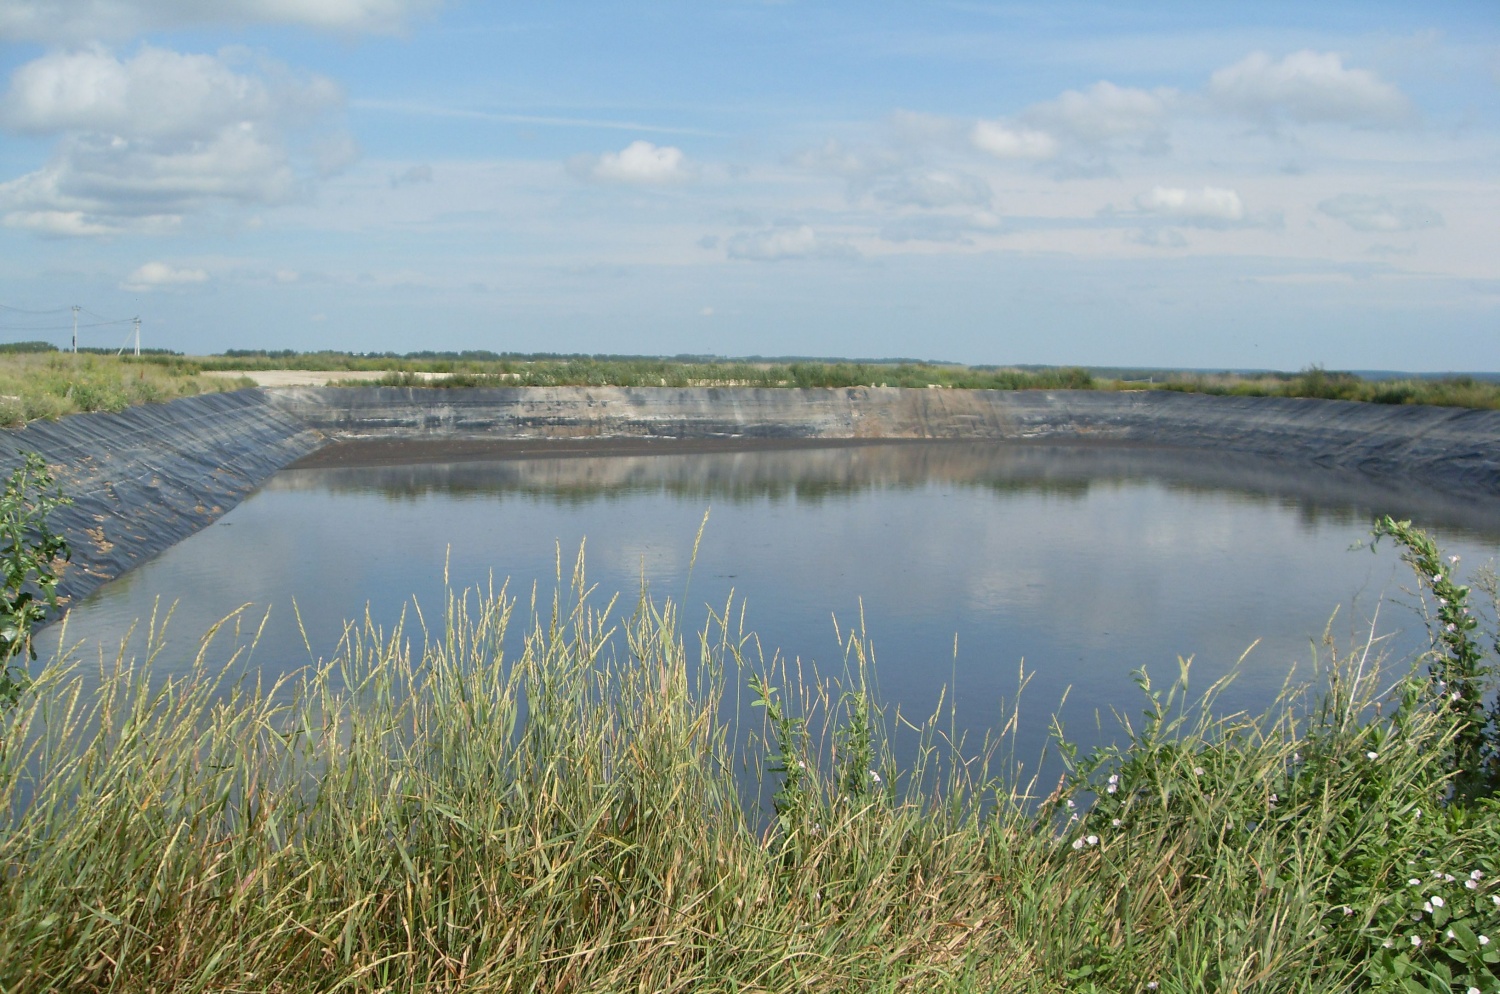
<box><xmin>0</xmin><ymin>1</ymin><xmax>1495</xmax><ymax>370</ymax></box>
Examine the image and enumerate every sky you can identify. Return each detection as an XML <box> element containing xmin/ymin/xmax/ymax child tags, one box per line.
<box><xmin>0</xmin><ymin>1</ymin><xmax>1496</xmax><ymax>370</ymax></box>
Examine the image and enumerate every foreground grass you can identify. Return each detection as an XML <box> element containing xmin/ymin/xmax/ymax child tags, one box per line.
<box><xmin>3</xmin><ymin>553</ymin><xmax>1498</xmax><ymax>993</ymax></box>
<box><xmin>0</xmin><ymin>353</ymin><xmax>250</xmax><ymax>427</ymax></box>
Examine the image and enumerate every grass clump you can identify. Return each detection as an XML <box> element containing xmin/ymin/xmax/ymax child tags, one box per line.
<box><xmin>0</xmin><ymin>353</ymin><xmax>249</xmax><ymax>427</ymax></box>
<box><xmin>1</xmin><ymin>529</ymin><xmax>1498</xmax><ymax>991</ymax></box>
<box><xmin>1136</xmin><ymin>366</ymin><xmax>1500</xmax><ymax>411</ymax></box>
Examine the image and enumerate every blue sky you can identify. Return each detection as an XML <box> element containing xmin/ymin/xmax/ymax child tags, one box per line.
<box><xmin>0</xmin><ymin>1</ymin><xmax>1496</xmax><ymax>370</ymax></box>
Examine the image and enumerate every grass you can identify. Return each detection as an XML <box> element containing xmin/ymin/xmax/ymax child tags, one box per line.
<box><xmin>3</xmin><ymin>545</ymin><xmax>1498</xmax><ymax>992</ymax></box>
<box><xmin>1118</xmin><ymin>366</ymin><xmax>1500</xmax><ymax>411</ymax></box>
<box><xmin>0</xmin><ymin>353</ymin><xmax>250</xmax><ymax>427</ymax></box>
<box><xmin>1</xmin><ymin>352</ymin><xmax>1497</xmax><ymax>428</ymax></box>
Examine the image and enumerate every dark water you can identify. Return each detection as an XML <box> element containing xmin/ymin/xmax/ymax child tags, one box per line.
<box><xmin>37</xmin><ymin>441</ymin><xmax>1500</xmax><ymax>775</ymax></box>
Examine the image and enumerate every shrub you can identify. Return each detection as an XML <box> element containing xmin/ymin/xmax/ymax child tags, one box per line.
<box><xmin>0</xmin><ymin>453</ymin><xmax>70</xmax><ymax>705</ymax></box>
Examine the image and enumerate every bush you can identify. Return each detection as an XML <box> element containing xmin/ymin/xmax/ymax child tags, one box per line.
<box><xmin>0</xmin><ymin>453</ymin><xmax>69</xmax><ymax>705</ymax></box>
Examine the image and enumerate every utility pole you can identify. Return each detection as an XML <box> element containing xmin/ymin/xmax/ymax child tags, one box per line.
<box><xmin>133</xmin><ymin>317</ymin><xmax>140</xmax><ymax>357</ymax></box>
<box><xmin>71</xmin><ymin>305</ymin><xmax>79</xmax><ymax>353</ymax></box>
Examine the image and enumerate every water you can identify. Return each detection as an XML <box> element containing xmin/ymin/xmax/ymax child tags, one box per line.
<box><xmin>37</xmin><ymin>440</ymin><xmax>1500</xmax><ymax>774</ymax></box>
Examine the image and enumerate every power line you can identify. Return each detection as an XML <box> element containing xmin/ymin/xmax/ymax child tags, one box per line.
<box><xmin>0</xmin><ymin>303</ymin><xmax>73</xmax><ymax>316</ymax></box>
<box><xmin>0</xmin><ymin>302</ymin><xmax>141</xmax><ymax>352</ymax></box>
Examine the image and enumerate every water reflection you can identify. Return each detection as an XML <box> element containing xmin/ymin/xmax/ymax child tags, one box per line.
<box><xmin>37</xmin><ymin>440</ymin><xmax>1500</xmax><ymax>782</ymax></box>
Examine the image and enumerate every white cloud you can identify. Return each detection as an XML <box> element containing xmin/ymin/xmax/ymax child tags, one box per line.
<box><xmin>1026</xmin><ymin>81</ymin><xmax>1174</xmax><ymax>150</ymax></box>
<box><xmin>1134</xmin><ymin>186</ymin><xmax>1245</xmax><ymax>223</ymax></box>
<box><xmin>880</xmin><ymin>212</ymin><xmax>999</xmax><ymax>244</ymax></box>
<box><xmin>1318</xmin><ymin>193</ymin><xmax>1442</xmax><ymax>232</ymax></box>
<box><xmin>121</xmin><ymin>261</ymin><xmax>209</xmax><ymax>291</ymax></box>
<box><xmin>725</xmin><ymin>225</ymin><xmax>856</xmax><ymax>262</ymax></box>
<box><xmin>873</xmin><ymin>170</ymin><xmax>992</xmax><ymax>209</ymax></box>
<box><xmin>0</xmin><ymin>46</ymin><xmax>348</xmax><ymax>234</ymax></box>
<box><xmin>584</xmin><ymin>140</ymin><xmax>692</xmax><ymax>185</ymax></box>
<box><xmin>792</xmin><ymin>138</ymin><xmax>906</xmax><ymax>184</ymax></box>
<box><xmin>1208</xmin><ymin>50</ymin><xmax>1412</xmax><ymax>127</ymax></box>
<box><xmin>0</xmin><ymin>0</ymin><xmax>436</xmax><ymax>42</ymax></box>
<box><xmin>971</xmin><ymin>121</ymin><xmax>1057</xmax><ymax>160</ymax></box>
<box><xmin>390</xmin><ymin>163</ymin><xmax>433</xmax><ymax>187</ymax></box>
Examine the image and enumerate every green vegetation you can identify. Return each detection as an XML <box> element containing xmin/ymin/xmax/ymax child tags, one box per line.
<box><xmin>1</xmin><ymin>521</ymin><xmax>1497</xmax><ymax>991</ymax></box>
<box><xmin>0</xmin><ymin>350</ymin><xmax>1496</xmax><ymax>430</ymax></box>
<box><xmin>0</xmin><ymin>353</ymin><xmax>249</xmax><ymax>427</ymax></box>
<box><xmin>185</xmin><ymin>351</ymin><xmax>1500</xmax><ymax>409</ymax></box>
<box><xmin>0</xmin><ymin>454</ymin><xmax>68</xmax><ymax>705</ymax></box>
<box><xmin>358</xmin><ymin>358</ymin><xmax>1096</xmax><ymax>391</ymax></box>
<box><xmin>1131</xmin><ymin>365</ymin><xmax>1500</xmax><ymax>410</ymax></box>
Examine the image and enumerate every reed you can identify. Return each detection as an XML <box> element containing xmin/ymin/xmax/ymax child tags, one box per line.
<box><xmin>0</xmin><ymin>548</ymin><xmax>1497</xmax><ymax>992</ymax></box>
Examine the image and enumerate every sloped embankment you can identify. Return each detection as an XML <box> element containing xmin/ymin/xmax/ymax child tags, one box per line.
<box><xmin>3</xmin><ymin>385</ymin><xmax>1498</xmax><ymax>607</ymax></box>
<box><xmin>269</xmin><ymin>385</ymin><xmax>1500</xmax><ymax>497</ymax></box>
<box><xmin>0</xmin><ymin>391</ymin><xmax>324</xmax><ymax>605</ymax></box>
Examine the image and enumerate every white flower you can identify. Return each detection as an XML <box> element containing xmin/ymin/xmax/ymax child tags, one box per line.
<box><xmin>1086</xmin><ymin>835</ymin><xmax>1099</xmax><ymax>846</ymax></box>
<box><xmin>1411</xmin><ymin>935</ymin><xmax>1422</xmax><ymax>947</ymax></box>
<box><xmin>1447</xmin><ymin>929</ymin><xmax>1455</xmax><ymax>938</ymax></box>
<box><xmin>1268</xmin><ymin>793</ymin><xmax>1278</xmax><ymax>807</ymax></box>
<box><xmin>1472</xmin><ymin>870</ymin><xmax>1484</xmax><ymax>881</ymax></box>
<box><xmin>1382</xmin><ymin>940</ymin><xmax>1393</xmax><ymax>948</ymax></box>
<box><xmin>1466</xmin><ymin>987</ymin><xmax>1480</xmax><ymax>994</ymax></box>
<box><xmin>1146</xmin><ymin>984</ymin><xmax>1158</xmax><ymax>991</ymax></box>
<box><xmin>1193</xmin><ymin>766</ymin><xmax>1205</xmax><ymax>776</ymax></box>
<box><xmin>1342</xmin><ymin>906</ymin><xmax>1355</xmax><ymax>916</ymax></box>
<box><xmin>1072</xmin><ymin>838</ymin><xmax>1085</xmax><ymax>850</ymax></box>
<box><xmin>1480</xmin><ymin>934</ymin><xmax>1490</xmax><ymax>945</ymax></box>
<box><xmin>1111</xmin><ymin>818</ymin><xmax>1123</xmax><ymax>828</ymax></box>
<box><xmin>1431</xmin><ymin>896</ymin><xmax>1445</xmax><ymax>908</ymax></box>
<box><xmin>1423</xmin><ymin>901</ymin><xmax>1433</xmax><ymax>913</ymax></box>
<box><xmin>1066</xmin><ymin>799</ymin><xmax>1076</xmax><ymax>809</ymax></box>
<box><xmin>1449</xmin><ymin>555</ymin><xmax>1460</xmax><ymax>564</ymax></box>
<box><xmin>1409</xmin><ymin>878</ymin><xmax>1422</xmax><ymax>887</ymax></box>
<box><xmin>1365</xmin><ymin>751</ymin><xmax>1378</xmax><ymax>760</ymax></box>
<box><xmin>869</xmin><ymin>770</ymin><xmax>881</xmax><ymax>784</ymax></box>
<box><xmin>1292</xmin><ymin>751</ymin><xmax>1302</xmax><ymax>763</ymax></box>
<box><xmin>1443</xmin><ymin>873</ymin><xmax>1456</xmax><ymax>883</ymax></box>
<box><xmin>1466</xmin><ymin>879</ymin><xmax>1478</xmax><ymax>890</ymax></box>
<box><xmin>1492</xmin><ymin>895</ymin><xmax>1500</xmax><ymax>908</ymax></box>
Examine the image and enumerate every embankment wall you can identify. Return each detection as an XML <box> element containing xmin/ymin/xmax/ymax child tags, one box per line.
<box><xmin>2</xmin><ymin>385</ymin><xmax>1497</xmax><ymax>606</ymax></box>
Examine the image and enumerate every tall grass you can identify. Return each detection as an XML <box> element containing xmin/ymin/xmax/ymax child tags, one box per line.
<box><xmin>1</xmin><ymin>551</ymin><xmax>1498</xmax><ymax>991</ymax></box>
<box><xmin>0</xmin><ymin>354</ymin><xmax>250</xmax><ymax>427</ymax></box>
<box><xmin>1134</xmin><ymin>366</ymin><xmax>1500</xmax><ymax>411</ymax></box>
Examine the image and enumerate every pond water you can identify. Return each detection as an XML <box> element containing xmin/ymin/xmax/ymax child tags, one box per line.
<box><xmin>37</xmin><ymin>440</ymin><xmax>1500</xmax><ymax>779</ymax></box>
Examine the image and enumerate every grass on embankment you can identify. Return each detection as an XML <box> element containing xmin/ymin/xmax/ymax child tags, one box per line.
<box><xmin>191</xmin><ymin>351</ymin><xmax>1500</xmax><ymax>410</ymax></box>
<box><xmin>2</xmin><ymin>351</ymin><xmax>1497</xmax><ymax>428</ymax></box>
<box><xmin>0</xmin><ymin>353</ymin><xmax>251</xmax><ymax>427</ymax></box>
<box><xmin>3</xmin><ymin>543</ymin><xmax>1498</xmax><ymax>993</ymax></box>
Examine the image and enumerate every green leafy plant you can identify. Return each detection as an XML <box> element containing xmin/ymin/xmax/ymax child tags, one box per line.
<box><xmin>0</xmin><ymin>453</ymin><xmax>70</xmax><ymax>705</ymax></box>
<box><xmin>1373</xmin><ymin>516</ymin><xmax>1496</xmax><ymax>796</ymax></box>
